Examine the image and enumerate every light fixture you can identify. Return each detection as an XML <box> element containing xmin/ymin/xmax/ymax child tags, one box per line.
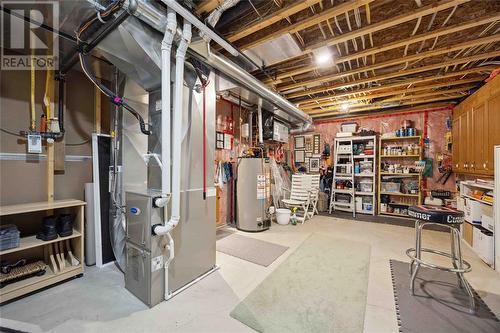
<box><xmin>340</xmin><ymin>102</ymin><xmax>350</xmax><ymax>112</ymax></box>
<box><xmin>314</xmin><ymin>47</ymin><xmax>332</xmax><ymax>66</ymax></box>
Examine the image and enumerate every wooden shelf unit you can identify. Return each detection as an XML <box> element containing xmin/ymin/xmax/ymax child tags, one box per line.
<box><xmin>0</xmin><ymin>199</ymin><xmax>85</xmax><ymax>303</ymax></box>
<box><xmin>378</xmin><ymin>136</ymin><xmax>423</xmax><ymax>219</ymax></box>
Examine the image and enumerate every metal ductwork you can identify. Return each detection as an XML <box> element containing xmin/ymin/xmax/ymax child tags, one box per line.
<box><xmin>111</xmin><ymin>0</ymin><xmax>312</xmax><ymax>128</ymax></box>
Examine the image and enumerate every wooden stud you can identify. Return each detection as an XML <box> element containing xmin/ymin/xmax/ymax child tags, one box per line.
<box><xmin>47</xmin><ymin>143</ymin><xmax>55</xmax><ymax>202</ymax></box>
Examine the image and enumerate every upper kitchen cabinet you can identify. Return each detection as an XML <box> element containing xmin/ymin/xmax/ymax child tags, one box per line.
<box><xmin>452</xmin><ymin>74</ymin><xmax>500</xmax><ymax>176</ymax></box>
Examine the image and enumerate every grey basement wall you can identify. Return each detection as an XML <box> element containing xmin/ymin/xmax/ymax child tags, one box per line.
<box><xmin>0</xmin><ymin>69</ymin><xmax>105</xmax><ymax>206</ymax></box>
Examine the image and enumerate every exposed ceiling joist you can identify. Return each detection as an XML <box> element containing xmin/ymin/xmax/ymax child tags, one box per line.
<box><xmin>227</xmin><ymin>0</ymin><xmax>322</xmax><ymax>42</ymax></box>
<box><xmin>196</xmin><ymin>0</ymin><xmax>223</xmax><ymax>15</ymax></box>
<box><xmin>307</xmin><ymin>85</ymin><xmax>475</xmax><ymax>114</ymax></box>
<box><xmin>265</xmin><ymin>14</ymin><xmax>500</xmax><ymax>82</ymax></box>
<box><xmin>279</xmin><ymin>33</ymin><xmax>500</xmax><ymax>91</ymax></box>
<box><xmin>298</xmin><ymin>68</ymin><xmax>490</xmax><ymax>105</ymax></box>
<box><xmin>237</xmin><ymin>0</ymin><xmax>375</xmax><ymax>50</ymax></box>
<box><xmin>305</xmin><ymin>0</ymin><xmax>469</xmax><ymax>52</ymax></box>
<box><xmin>312</xmin><ymin>95</ymin><xmax>462</xmax><ymax>118</ymax></box>
<box><xmin>302</xmin><ymin>78</ymin><xmax>482</xmax><ymax>110</ymax></box>
<box><xmin>286</xmin><ymin>51</ymin><xmax>500</xmax><ymax>99</ymax></box>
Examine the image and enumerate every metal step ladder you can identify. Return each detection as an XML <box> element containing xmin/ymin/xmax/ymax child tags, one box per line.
<box><xmin>329</xmin><ymin>137</ymin><xmax>355</xmax><ymax>217</ymax></box>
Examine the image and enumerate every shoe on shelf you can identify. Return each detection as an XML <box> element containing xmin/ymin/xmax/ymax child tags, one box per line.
<box><xmin>57</xmin><ymin>214</ymin><xmax>74</xmax><ymax>237</ymax></box>
<box><xmin>36</xmin><ymin>215</ymin><xmax>58</xmax><ymax>241</ymax></box>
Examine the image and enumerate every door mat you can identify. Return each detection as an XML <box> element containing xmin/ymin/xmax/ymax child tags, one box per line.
<box><xmin>216</xmin><ymin>228</ymin><xmax>235</xmax><ymax>241</ymax></box>
<box><xmin>390</xmin><ymin>259</ymin><xmax>500</xmax><ymax>333</ymax></box>
<box><xmin>230</xmin><ymin>234</ymin><xmax>370</xmax><ymax>333</ymax></box>
<box><xmin>216</xmin><ymin>234</ymin><xmax>288</xmax><ymax>267</ymax></box>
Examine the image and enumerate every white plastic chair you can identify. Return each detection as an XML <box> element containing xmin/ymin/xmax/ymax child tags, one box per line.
<box><xmin>309</xmin><ymin>174</ymin><xmax>320</xmax><ymax>216</ymax></box>
<box><xmin>282</xmin><ymin>174</ymin><xmax>317</xmax><ymax>223</ymax></box>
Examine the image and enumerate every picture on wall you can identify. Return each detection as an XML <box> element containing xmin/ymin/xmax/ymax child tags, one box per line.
<box><xmin>216</xmin><ymin>132</ymin><xmax>224</xmax><ymax>149</ymax></box>
<box><xmin>295</xmin><ymin>150</ymin><xmax>305</xmax><ymax>163</ymax></box>
<box><xmin>313</xmin><ymin>134</ymin><xmax>321</xmax><ymax>154</ymax></box>
<box><xmin>294</xmin><ymin>136</ymin><xmax>305</xmax><ymax>149</ymax></box>
<box><xmin>305</xmin><ymin>135</ymin><xmax>313</xmax><ymax>152</ymax></box>
<box><xmin>309</xmin><ymin>157</ymin><xmax>320</xmax><ymax>172</ymax></box>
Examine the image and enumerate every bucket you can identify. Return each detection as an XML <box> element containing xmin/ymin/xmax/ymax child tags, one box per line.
<box><xmin>276</xmin><ymin>208</ymin><xmax>291</xmax><ymax>225</ymax></box>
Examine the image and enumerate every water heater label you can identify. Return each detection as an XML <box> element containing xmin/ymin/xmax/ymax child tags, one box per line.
<box><xmin>257</xmin><ymin>175</ymin><xmax>266</xmax><ymax>199</ymax></box>
<box><xmin>151</xmin><ymin>255</ymin><xmax>163</xmax><ymax>272</ymax></box>
<box><xmin>130</xmin><ymin>207</ymin><xmax>141</xmax><ymax>215</ymax></box>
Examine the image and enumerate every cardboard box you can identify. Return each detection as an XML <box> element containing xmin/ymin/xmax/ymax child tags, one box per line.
<box><xmin>462</xmin><ymin>222</ymin><xmax>473</xmax><ymax>247</ymax></box>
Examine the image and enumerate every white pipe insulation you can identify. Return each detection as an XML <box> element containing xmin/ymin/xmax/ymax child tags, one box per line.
<box><xmin>200</xmin><ymin>0</ymin><xmax>241</xmax><ymax>43</ymax></box>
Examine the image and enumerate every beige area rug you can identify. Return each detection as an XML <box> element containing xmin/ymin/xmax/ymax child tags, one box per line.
<box><xmin>230</xmin><ymin>233</ymin><xmax>371</xmax><ymax>332</ymax></box>
<box><xmin>216</xmin><ymin>234</ymin><xmax>289</xmax><ymax>267</ymax></box>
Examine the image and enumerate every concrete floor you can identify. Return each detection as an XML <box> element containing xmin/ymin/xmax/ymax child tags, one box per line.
<box><xmin>2</xmin><ymin>215</ymin><xmax>500</xmax><ymax>332</ymax></box>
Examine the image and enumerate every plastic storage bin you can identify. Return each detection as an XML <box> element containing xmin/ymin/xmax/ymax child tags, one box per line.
<box><xmin>381</xmin><ymin>182</ymin><xmax>400</xmax><ymax>192</ymax></box>
<box><xmin>359</xmin><ymin>180</ymin><xmax>373</xmax><ymax>192</ymax></box>
<box><xmin>0</xmin><ymin>224</ymin><xmax>20</xmax><ymax>251</ymax></box>
<box><xmin>341</xmin><ymin>122</ymin><xmax>357</xmax><ymax>133</ymax></box>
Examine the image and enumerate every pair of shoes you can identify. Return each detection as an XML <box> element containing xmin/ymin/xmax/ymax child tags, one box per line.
<box><xmin>36</xmin><ymin>214</ymin><xmax>74</xmax><ymax>241</ymax></box>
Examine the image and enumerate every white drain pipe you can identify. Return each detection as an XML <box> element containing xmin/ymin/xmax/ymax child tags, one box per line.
<box><xmin>154</xmin><ymin>19</ymin><xmax>191</xmax><ymax>235</ymax></box>
<box><xmin>257</xmin><ymin>98</ymin><xmax>263</xmax><ymax>145</ymax></box>
<box><xmin>155</xmin><ymin>8</ymin><xmax>176</xmax><ymax>301</ymax></box>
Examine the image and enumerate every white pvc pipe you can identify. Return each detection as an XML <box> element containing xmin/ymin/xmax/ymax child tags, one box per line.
<box><xmin>161</xmin><ymin>9</ymin><xmax>176</xmax><ymax>197</ymax></box>
<box><xmin>154</xmin><ymin>19</ymin><xmax>191</xmax><ymax>237</ymax></box>
<box><xmin>161</xmin><ymin>0</ymin><xmax>239</xmax><ymax>57</ymax></box>
<box><xmin>171</xmin><ymin>19</ymin><xmax>191</xmax><ymax>223</ymax></box>
<box><xmin>257</xmin><ymin>98</ymin><xmax>263</xmax><ymax>145</ymax></box>
<box><xmin>159</xmin><ymin>8</ymin><xmax>176</xmax><ymax>301</ymax></box>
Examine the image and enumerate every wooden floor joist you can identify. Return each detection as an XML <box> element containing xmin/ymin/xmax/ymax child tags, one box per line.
<box><xmin>312</xmin><ymin>95</ymin><xmax>463</xmax><ymax>118</ymax></box>
<box><xmin>265</xmin><ymin>14</ymin><xmax>500</xmax><ymax>83</ymax></box>
<box><xmin>304</xmin><ymin>0</ymin><xmax>469</xmax><ymax>52</ymax></box>
<box><xmin>238</xmin><ymin>0</ymin><xmax>375</xmax><ymax>50</ymax></box>
<box><xmin>298</xmin><ymin>67</ymin><xmax>492</xmax><ymax>105</ymax></box>
<box><xmin>279</xmin><ymin>33</ymin><xmax>500</xmax><ymax>91</ymax></box>
<box><xmin>307</xmin><ymin>86</ymin><xmax>474</xmax><ymax>114</ymax></box>
<box><xmin>285</xmin><ymin>51</ymin><xmax>500</xmax><ymax>99</ymax></box>
<box><xmin>302</xmin><ymin>78</ymin><xmax>481</xmax><ymax>110</ymax></box>
<box><xmin>227</xmin><ymin>0</ymin><xmax>322</xmax><ymax>43</ymax></box>
<box><xmin>196</xmin><ymin>0</ymin><xmax>223</xmax><ymax>15</ymax></box>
